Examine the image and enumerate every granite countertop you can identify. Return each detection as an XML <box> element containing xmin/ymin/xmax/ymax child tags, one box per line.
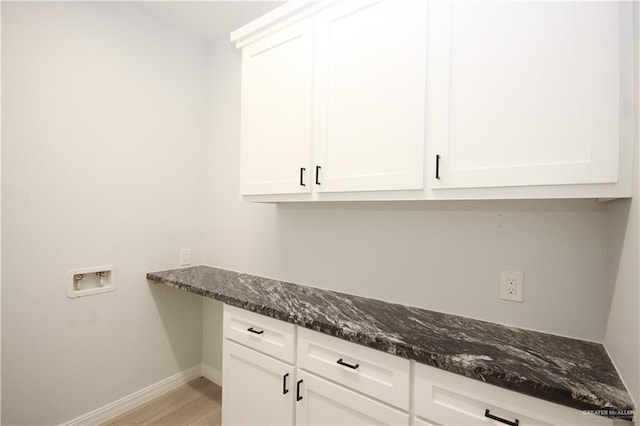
<box><xmin>147</xmin><ymin>265</ymin><xmax>635</xmax><ymax>421</ymax></box>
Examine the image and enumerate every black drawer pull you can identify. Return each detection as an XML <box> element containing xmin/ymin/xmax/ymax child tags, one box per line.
<box><xmin>337</xmin><ymin>358</ymin><xmax>359</xmax><ymax>370</ymax></box>
<box><xmin>315</xmin><ymin>165</ymin><xmax>321</xmax><ymax>185</ymax></box>
<box><xmin>300</xmin><ymin>167</ymin><xmax>306</xmax><ymax>186</ymax></box>
<box><xmin>247</xmin><ymin>327</ymin><xmax>264</xmax><ymax>335</ymax></box>
<box><xmin>484</xmin><ymin>409</ymin><xmax>519</xmax><ymax>426</ymax></box>
<box><xmin>296</xmin><ymin>379</ymin><xmax>303</xmax><ymax>401</ymax></box>
<box><xmin>282</xmin><ymin>373</ymin><xmax>289</xmax><ymax>395</ymax></box>
<box><xmin>435</xmin><ymin>154</ymin><xmax>441</xmax><ymax>179</ymax></box>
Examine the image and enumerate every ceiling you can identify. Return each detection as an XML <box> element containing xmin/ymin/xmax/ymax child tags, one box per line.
<box><xmin>133</xmin><ymin>1</ymin><xmax>284</xmax><ymax>43</ymax></box>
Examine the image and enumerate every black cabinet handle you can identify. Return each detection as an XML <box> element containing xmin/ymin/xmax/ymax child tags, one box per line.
<box><xmin>435</xmin><ymin>154</ymin><xmax>441</xmax><ymax>180</ymax></box>
<box><xmin>282</xmin><ymin>373</ymin><xmax>289</xmax><ymax>395</ymax></box>
<box><xmin>300</xmin><ymin>168</ymin><xmax>306</xmax><ymax>186</ymax></box>
<box><xmin>315</xmin><ymin>166</ymin><xmax>321</xmax><ymax>185</ymax></box>
<box><xmin>296</xmin><ymin>379</ymin><xmax>303</xmax><ymax>401</ymax></box>
<box><xmin>337</xmin><ymin>358</ymin><xmax>359</xmax><ymax>370</ymax></box>
<box><xmin>247</xmin><ymin>327</ymin><xmax>264</xmax><ymax>335</ymax></box>
<box><xmin>484</xmin><ymin>409</ymin><xmax>519</xmax><ymax>426</ymax></box>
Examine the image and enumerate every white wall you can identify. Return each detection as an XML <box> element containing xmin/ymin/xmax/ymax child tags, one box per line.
<box><xmin>0</xmin><ymin>2</ymin><xmax>4</xmax><ymax>421</ymax></box>
<box><xmin>201</xmin><ymin>36</ymin><xmax>277</xmax><ymax>379</ymax></box>
<box><xmin>605</xmin><ymin>196</ymin><xmax>639</xmax><ymax>409</ymax></box>
<box><xmin>603</xmin><ymin>2</ymin><xmax>640</xmax><ymax>408</ymax></box>
<box><xmin>4</xmin><ymin>3</ymin><xmax>634</xmax><ymax>421</ymax></box>
<box><xmin>202</xmin><ymin>37</ymin><xmax>615</xmax><ymax>372</ymax></box>
<box><xmin>2</xmin><ymin>3</ymin><xmax>208</xmax><ymax>424</ymax></box>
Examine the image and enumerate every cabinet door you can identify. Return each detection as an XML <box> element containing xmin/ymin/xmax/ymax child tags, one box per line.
<box><xmin>295</xmin><ymin>370</ymin><xmax>409</xmax><ymax>425</ymax></box>
<box><xmin>240</xmin><ymin>20</ymin><xmax>313</xmax><ymax>195</ymax></box>
<box><xmin>222</xmin><ymin>340</ymin><xmax>295</xmax><ymax>425</ymax></box>
<box><xmin>428</xmin><ymin>1</ymin><xmax>620</xmax><ymax>189</ymax></box>
<box><xmin>313</xmin><ymin>0</ymin><xmax>427</xmax><ymax>193</ymax></box>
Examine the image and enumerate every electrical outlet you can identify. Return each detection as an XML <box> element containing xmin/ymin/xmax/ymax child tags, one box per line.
<box><xmin>180</xmin><ymin>248</ymin><xmax>191</xmax><ymax>266</ymax></box>
<box><xmin>500</xmin><ymin>271</ymin><xmax>523</xmax><ymax>302</ymax></box>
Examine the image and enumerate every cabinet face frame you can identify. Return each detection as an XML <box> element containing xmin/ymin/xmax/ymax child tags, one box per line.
<box><xmin>427</xmin><ymin>0</ymin><xmax>621</xmax><ymax>190</ymax></box>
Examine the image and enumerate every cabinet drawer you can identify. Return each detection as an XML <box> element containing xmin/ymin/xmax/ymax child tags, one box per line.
<box><xmin>223</xmin><ymin>304</ymin><xmax>295</xmax><ymax>364</ymax></box>
<box><xmin>414</xmin><ymin>363</ymin><xmax>613</xmax><ymax>426</ymax></box>
<box><xmin>297</xmin><ymin>327</ymin><xmax>410</xmax><ymax>411</ymax></box>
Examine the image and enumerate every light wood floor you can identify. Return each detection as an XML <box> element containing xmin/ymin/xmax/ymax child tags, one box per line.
<box><xmin>103</xmin><ymin>377</ymin><xmax>221</xmax><ymax>426</ymax></box>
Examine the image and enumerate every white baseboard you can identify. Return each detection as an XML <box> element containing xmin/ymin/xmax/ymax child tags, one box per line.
<box><xmin>201</xmin><ymin>363</ymin><xmax>223</xmax><ymax>387</ymax></box>
<box><xmin>63</xmin><ymin>364</ymin><xmax>203</xmax><ymax>426</ymax></box>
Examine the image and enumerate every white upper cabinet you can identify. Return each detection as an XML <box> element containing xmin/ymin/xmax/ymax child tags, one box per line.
<box><xmin>313</xmin><ymin>0</ymin><xmax>427</xmax><ymax>193</ymax></box>
<box><xmin>239</xmin><ymin>19</ymin><xmax>314</xmax><ymax>195</ymax></box>
<box><xmin>428</xmin><ymin>1</ymin><xmax>622</xmax><ymax>190</ymax></box>
<box><xmin>233</xmin><ymin>0</ymin><xmax>428</xmax><ymax>199</ymax></box>
<box><xmin>232</xmin><ymin>1</ymin><xmax>632</xmax><ymax>201</ymax></box>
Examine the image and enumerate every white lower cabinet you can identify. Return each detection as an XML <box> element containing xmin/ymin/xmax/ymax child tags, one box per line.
<box><xmin>222</xmin><ymin>305</ymin><xmax>410</xmax><ymax>425</ymax></box>
<box><xmin>295</xmin><ymin>370</ymin><xmax>409</xmax><ymax>425</ymax></box>
<box><xmin>222</xmin><ymin>305</ymin><xmax>297</xmax><ymax>425</ymax></box>
<box><xmin>222</xmin><ymin>305</ymin><xmax>617</xmax><ymax>426</ymax></box>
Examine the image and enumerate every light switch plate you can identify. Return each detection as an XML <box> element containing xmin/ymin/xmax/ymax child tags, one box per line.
<box><xmin>180</xmin><ymin>248</ymin><xmax>191</xmax><ymax>266</ymax></box>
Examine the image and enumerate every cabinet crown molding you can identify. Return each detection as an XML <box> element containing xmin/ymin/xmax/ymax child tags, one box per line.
<box><xmin>231</xmin><ymin>1</ymin><xmax>336</xmax><ymax>49</ymax></box>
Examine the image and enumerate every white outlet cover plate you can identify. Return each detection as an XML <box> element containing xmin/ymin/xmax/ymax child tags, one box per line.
<box><xmin>500</xmin><ymin>271</ymin><xmax>523</xmax><ymax>302</ymax></box>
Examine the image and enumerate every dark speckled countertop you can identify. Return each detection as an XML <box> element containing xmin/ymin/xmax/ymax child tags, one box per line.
<box><xmin>147</xmin><ymin>265</ymin><xmax>635</xmax><ymax>421</ymax></box>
